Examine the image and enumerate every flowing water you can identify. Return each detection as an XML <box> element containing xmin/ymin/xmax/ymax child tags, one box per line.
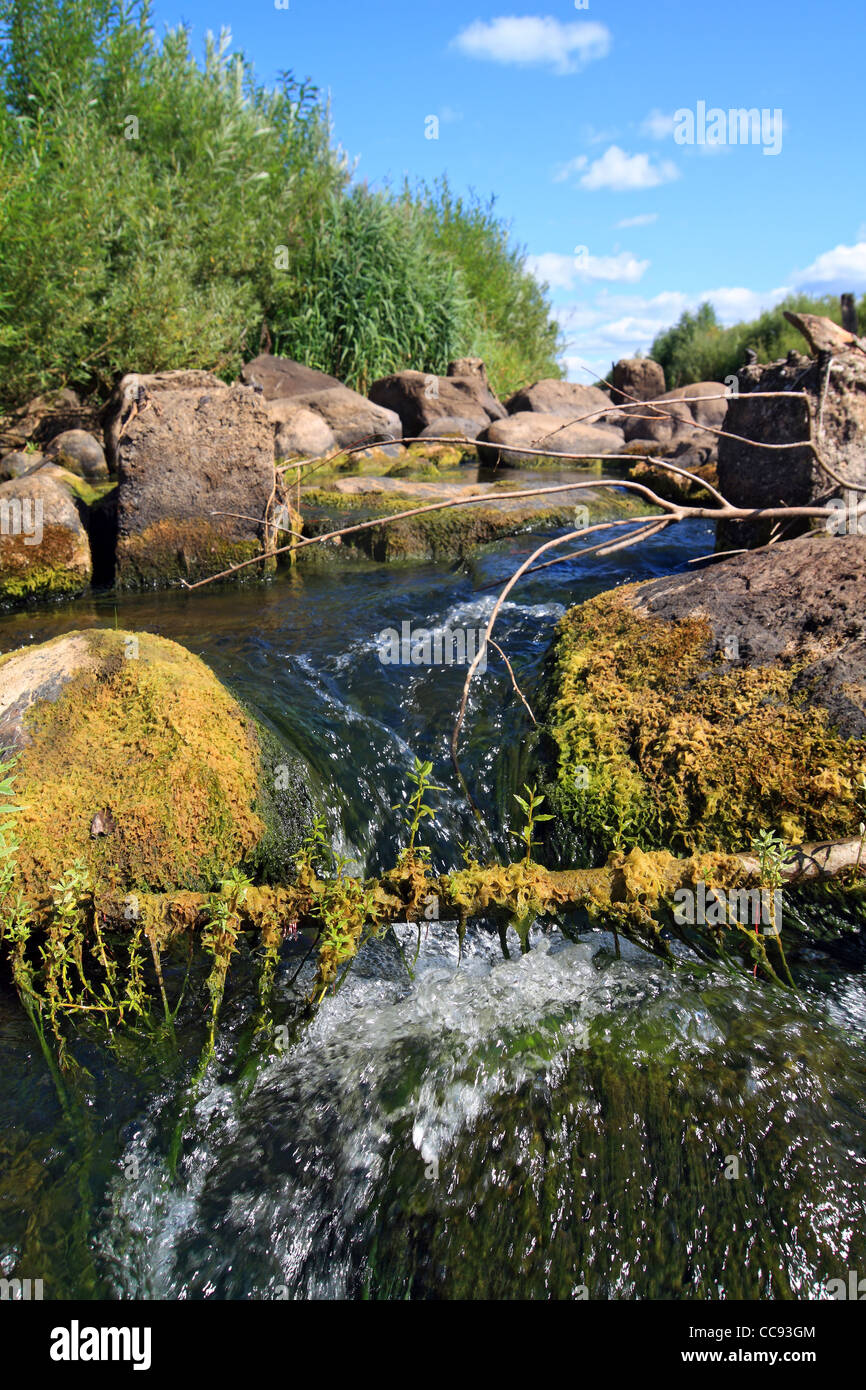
<box><xmin>1</xmin><ymin>476</ymin><xmax>865</xmax><ymax>1300</ymax></box>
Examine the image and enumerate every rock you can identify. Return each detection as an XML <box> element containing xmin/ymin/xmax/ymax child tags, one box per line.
<box><xmin>44</xmin><ymin>429</ymin><xmax>108</xmax><ymax>480</ymax></box>
<box><xmin>541</xmin><ymin>532</ymin><xmax>866</xmax><ymax>863</ymax></box>
<box><xmin>114</xmin><ymin>384</ymin><xmax>276</xmax><ymax>589</ymax></box>
<box><xmin>0</xmin><ymin>628</ymin><xmax>311</xmax><ymax>903</ymax></box>
<box><xmin>418</xmin><ymin>417</ymin><xmax>484</xmax><ymax>440</ymax></box>
<box><xmin>238</xmin><ymin>354</ymin><xmax>342</xmax><ymax>400</ymax></box>
<box><xmin>622</xmin><ymin>410</ymin><xmax>676</xmax><ymax>447</ymax></box>
<box><xmin>0</xmin><ymin>450</ymin><xmax>42</xmax><ymax>480</ymax></box>
<box><xmin>783</xmin><ymin>311</ymin><xmax>865</xmax><ymax>356</ymax></box>
<box><xmin>477</xmin><ymin>412</ymin><xmax>624</xmax><ymax>467</ymax></box>
<box><xmin>0</xmin><ymin>467</ymin><xmax>92</xmax><ymax>601</ymax></box>
<box><xmin>610</xmin><ymin>357</ymin><xmax>666</xmax><ymax>404</ymax></box>
<box><xmin>299</xmin><ymin>473</ymin><xmax>645</xmax><ymax>565</ymax></box>
<box><xmin>270</xmin><ymin>402</ymin><xmax>337</xmax><ymax>460</ymax></box>
<box><xmin>288</xmin><ymin>385</ymin><xmax>402</xmax><ymax>450</ymax></box>
<box><xmin>658</xmin><ymin>383</ymin><xmax>728</xmax><ymax>430</ymax></box>
<box><xmin>505</xmin><ymin>379</ymin><xmax>613</xmax><ymax>422</ymax></box>
<box><xmin>103</xmin><ymin>370</ymin><xmax>227</xmax><ymax>471</ymax></box>
<box><xmin>368</xmin><ymin>368</ymin><xmax>505</xmax><ymax>437</ymax></box>
<box><xmin>717</xmin><ymin>346</ymin><xmax>866</xmax><ymax>550</ymax></box>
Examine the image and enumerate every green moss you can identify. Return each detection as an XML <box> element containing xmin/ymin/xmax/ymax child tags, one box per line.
<box><xmin>544</xmin><ymin>588</ymin><xmax>866</xmax><ymax>859</ymax></box>
<box><xmin>299</xmin><ymin>486</ymin><xmax>649</xmax><ymax>564</ymax></box>
<box><xmin>7</xmin><ymin>629</ymin><xmax>308</xmax><ymax>907</ymax></box>
<box><xmin>115</xmin><ymin>520</ymin><xmax>274</xmax><ymax>589</ymax></box>
<box><xmin>0</xmin><ymin>524</ymin><xmax>91</xmax><ymax>603</ymax></box>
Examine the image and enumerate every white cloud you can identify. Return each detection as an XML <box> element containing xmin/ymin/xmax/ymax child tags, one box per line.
<box><xmin>553</xmin><ymin>285</ymin><xmax>793</xmax><ymax>380</ymax></box>
<box><xmin>615</xmin><ymin>213</ymin><xmax>658</xmax><ymax>229</ymax></box>
<box><xmin>641</xmin><ymin>109</ymin><xmax>675</xmax><ymax>140</ymax></box>
<box><xmin>451</xmin><ymin>16</ymin><xmax>611</xmax><ymax>75</ymax></box>
<box><xmin>528</xmin><ymin>250</ymin><xmax>650</xmax><ymax>289</ymax></box>
<box><xmin>553</xmin><ymin>155</ymin><xmax>588</xmax><ymax>182</ymax></box>
<box><xmin>577</xmin><ymin>145</ymin><xmax>680</xmax><ymax>191</ymax></box>
<box><xmin>792</xmin><ymin>242</ymin><xmax>866</xmax><ymax>290</ymax></box>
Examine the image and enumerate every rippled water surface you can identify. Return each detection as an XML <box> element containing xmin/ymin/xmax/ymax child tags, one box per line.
<box><xmin>1</xmin><ymin>495</ymin><xmax>864</xmax><ymax>1299</ymax></box>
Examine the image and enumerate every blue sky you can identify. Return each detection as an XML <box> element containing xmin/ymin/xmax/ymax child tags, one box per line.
<box><xmin>151</xmin><ymin>0</ymin><xmax>866</xmax><ymax>381</ymax></box>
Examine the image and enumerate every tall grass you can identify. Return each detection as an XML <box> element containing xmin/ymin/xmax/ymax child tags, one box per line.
<box><xmin>0</xmin><ymin>0</ymin><xmax>561</xmax><ymax>410</ymax></box>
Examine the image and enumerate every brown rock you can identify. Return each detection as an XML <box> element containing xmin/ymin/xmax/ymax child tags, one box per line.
<box><xmin>610</xmin><ymin>357</ymin><xmax>666</xmax><ymax>404</ymax></box>
<box><xmin>103</xmin><ymin>370</ymin><xmax>226</xmax><ymax>471</ymax></box>
<box><xmin>368</xmin><ymin>369</ymin><xmax>505</xmax><ymax>437</ymax></box>
<box><xmin>268</xmin><ymin>402</ymin><xmax>337</xmax><ymax>460</ymax></box>
<box><xmin>114</xmin><ymin>385</ymin><xmax>276</xmax><ymax>589</ymax></box>
<box><xmin>783</xmin><ymin>311</ymin><xmax>865</xmax><ymax>356</ymax></box>
<box><xmin>45</xmin><ymin>429</ymin><xmax>108</xmax><ymax>480</ymax></box>
<box><xmin>0</xmin><ymin>468</ymin><xmax>92</xmax><ymax>601</ymax></box>
<box><xmin>477</xmin><ymin>412</ymin><xmax>624</xmax><ymax>467</ymax></box>
<box><xmin>631</xmin><ymin>531</ymin><xmax>866</xmax><ymax>738</ymax></box>
<box><xmin>238</xmin><ymin>354</ymin><xmax>342</xmax><ymax>400</ymax></box>
<box><xmin>289</xmin><ymin>386</ymin><xmax>402</xmax><ymax>449</ymax></box>
<box><xmin>717</xmin><ymin>347</ymin><xmax>866</xmax><ymax>550</ymax></box>
<box><xmin>505</xmin><ymin>379</ymin><xmax>613</xmax><ymax>422</ymax></box>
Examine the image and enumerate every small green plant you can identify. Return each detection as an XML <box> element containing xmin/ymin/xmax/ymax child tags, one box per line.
<box><xmin>511</xmin><ymin>784</ymin><xmax>554</xmax><ymax>865</ymax></box>
<box><xmin>394</xmin><ymin>757</ymin><xmax>446</xmax><ymax>860</ymax></box>
<box><xmin>750</xmin><ymin>828</ymin><xmax>794</xmax><ymax>986</ymax></box>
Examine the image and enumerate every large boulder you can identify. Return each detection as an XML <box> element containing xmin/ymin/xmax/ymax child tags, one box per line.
<box><xmin>103</xmin><ymin>370</ymin><xmax>227</xmax><ymax>472</ymax></box>
<box><xmin>288</xmin><ymin>385</ymin><xmax>402</xmax><ymax>450</ymax></box>
<box><xmin>44</xmin><ymin>429</ymin><xmax>108</xmax><ymax>481</ymax></box>
<box><xmin>0</xmin><ymin>466</ymin><xmax>92</xmax><ymax>601</ymax></box>
<box><xmin>0</xmin><ymin>628</ymin><xmax>310</xmax><ymax>904</ymax></box>
<box><xmin>238</xmin><ymin>354</ymin><xmax>342</xmax><ymax>400</ymax></box>
<box><xmin>542</xmin><ymin>532</ymin><xmax>866</xmax><ymax>863</ymax></box>
<box><xmin>477</xmin><ymin>412</ymin><xmax>624</xmax><ymax>467</ymax></box>
<box><xmin>717</xmin><ymin>332</ymin><xmax>866</xmax><ymax>551</ymax></box>
<box><xmin>610</xmin><ymin>357</ymin><xmax>666</xmax><ymax>404</ymax></box>
<box><xmin>114</xmin><ymin>384</ymin><xmax>276</xmax><ymax>589</ymax></box>
<box><xmin>506</xmin><ymin>379</ymin><xmax>613</xmax><ymax>422</ymax></box>
<box><xmin>368</xmin><ymin>367</ymin><xmax>505</xmax><ymax>437</ymax></box>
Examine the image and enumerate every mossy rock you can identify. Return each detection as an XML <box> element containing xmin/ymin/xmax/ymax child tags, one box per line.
<box><xmin>541</xmin><ymin>582</ymin><xmax>866</xmax><ymax>863</ymax></box>
<box><xmin>0</xmin><ymin>629</ymin><xmax>310</xmax><ymax>907</ymax></box>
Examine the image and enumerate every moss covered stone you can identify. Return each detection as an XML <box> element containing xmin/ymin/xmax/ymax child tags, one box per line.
<box><xmin>299</xmin><ymin>480</ymin><xmax>649</xmax><ymax>564</ymax></box>
<box><xmin>0</xmin><ymin>629</ymin><xmax>310</xmax><ymax>906</ymax></box>
<box><xmin>543</xmin><ymin>584</ymin><xmax>866</xmax><ymax>862</ymax></box>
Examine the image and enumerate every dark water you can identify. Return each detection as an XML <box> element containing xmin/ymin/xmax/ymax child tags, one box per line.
<box><xmin>1</xmin><ymin>490</ymin><xmax>865</xmax><ymax>1300</ymax></box>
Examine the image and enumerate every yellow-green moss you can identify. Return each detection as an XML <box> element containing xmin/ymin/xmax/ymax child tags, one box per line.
<box><xmin>545</xmin><ymin>588</ymin><xmax>866</xmax><ymax>858</ymax></box>
<box><xmin>6</xmin><ymin>629</ymin><xmax>287</xmax><ymax>906</ymax></box>
<box><xmin>299</xmin><ymin>486</ymin><xmax>650</xmax><ymax>563</ymax></box>
<box><xmin>115</xmin><ymin>519</ymin><xmax>273</xmax><ymax>589</ymax></box>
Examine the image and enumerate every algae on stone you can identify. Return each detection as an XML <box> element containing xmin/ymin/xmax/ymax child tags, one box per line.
<box><xmin>543</xmin><ymin>587</ymin><xmax>866</xmax><ymax>861</ymax></box>
<box><xmin>0</xmin><ymin>628</ymin><xmax>309</xmax><ymax>907</ymax></box>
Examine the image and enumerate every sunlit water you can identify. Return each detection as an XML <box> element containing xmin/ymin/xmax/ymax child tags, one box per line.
<box><xmin>1</xmin><ymin>479</ymin><xmax>864</xmax><ymax>1299</ymax></box>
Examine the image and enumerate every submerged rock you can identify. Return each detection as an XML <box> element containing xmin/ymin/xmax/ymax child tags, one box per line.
<box><xmin>0</xmin><ymin>628</ymin><xmax>310</xmax><ymax>905</ymax></box>
<box><xmin>541</xmin><ymin>532</ymin><xmax>866</xmax><ymax>862</ymax></box>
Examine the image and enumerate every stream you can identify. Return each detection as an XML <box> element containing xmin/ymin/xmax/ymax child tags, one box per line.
<box><xmin>1</xmin><ymin>473</ymin><xmax>864</xmax><ymax>1300</ymax></box>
